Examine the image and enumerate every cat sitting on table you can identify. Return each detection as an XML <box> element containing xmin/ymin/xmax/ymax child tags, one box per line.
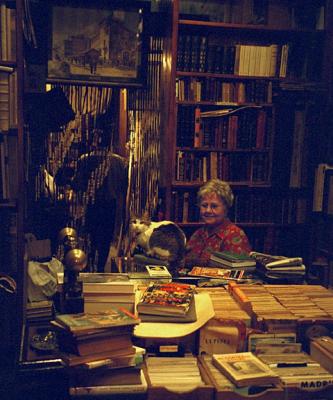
<box><xmin>130</xmin><ymin>216</ymin><xmax>186</xmax><ymax>269</ymax></box>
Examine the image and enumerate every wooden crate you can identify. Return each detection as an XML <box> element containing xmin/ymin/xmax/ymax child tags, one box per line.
<box><xmin>198</xmin><ymin>356</ymin><xmax>284</xmax><ymax>400</ymax></box>
<box><xmin>144</xmin><ymin>358</ymin><xmax>214</xmax><ymax>400</ymax></box>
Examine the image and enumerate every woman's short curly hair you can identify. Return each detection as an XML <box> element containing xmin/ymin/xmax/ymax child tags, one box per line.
<box><xmin>197</xmin><ymin>179</ymin><xmax>234</xmax><ymax>209</ymax></box>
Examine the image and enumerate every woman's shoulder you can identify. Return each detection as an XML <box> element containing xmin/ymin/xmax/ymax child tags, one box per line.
<box><xmin>217</xmin><ymin>220</ymin><xmax>246</xmax><ymax>237</ymax></box>
<box><xmin>188</xmin><ymin>226</ymin><xmax>207</xmax><ymax>241</ymax></box>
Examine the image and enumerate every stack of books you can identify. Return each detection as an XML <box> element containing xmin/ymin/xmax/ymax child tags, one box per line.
<box><xmin>51</xmin><ymin>308</ymin><xmax>140</xmax><ymax>367</ymax></box>
<box><xmin>249</xmin><ymin>251</ymin><xmax>306</xmax><ymax>281</ymax></box>
<box><xmin>196</xmin><ymin>287</ymin><xmax>251</xmax><ymax>324</ymax></box>
<box><xmin>228</xmin><ymin>283</ymin><xmax>333</xmax><ymax>333</ymax></box>
<box><xmin>145</xmin><ymin>356</ymin><xmax>205</xmax><ymax>391</ymax></box>
<box><xmin>26</xmin><ymin>300</ymin><xmax>54</xmax><ymax>323</ymax></box>
<box><xmin>209</xmin><ymin>251</ymin><xmax>256</xmax><ymax>271</ymax></box>
<box><xmin>137</xmin><ymin>282</ymin><xmax>197</xmax><ymax>322</ymax></box>
<box><xmin>69</xmin><ymin>367</ymin><xmax>147</xmax><ymax>396</ymax></box>
<box><xmin>79</xmin><ymin>273</ymin><xmax>136</xmax><ymax>313</ymax></box>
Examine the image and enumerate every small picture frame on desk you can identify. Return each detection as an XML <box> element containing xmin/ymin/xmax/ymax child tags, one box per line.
<box><xmin>47</xmin><ymin>0</ymin><xmax>148</xmax><ymax>87</ymax></box>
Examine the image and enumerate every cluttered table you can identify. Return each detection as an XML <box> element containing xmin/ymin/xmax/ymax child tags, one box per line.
<box><xmin>18</xmin><ymin>253</ymin><xmax>333</xmax><ymax>400</ymax></box>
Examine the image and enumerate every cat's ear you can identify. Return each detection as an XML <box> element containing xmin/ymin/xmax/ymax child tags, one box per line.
<box><xmin>141</xmin><ymin>211</ymin><xmax>151</xmax><ymax>226</ymax></box>
<box><xmin>129</xmin><ymin>214</ymin><xmax>139</xmax><ymax>224</ymax></box>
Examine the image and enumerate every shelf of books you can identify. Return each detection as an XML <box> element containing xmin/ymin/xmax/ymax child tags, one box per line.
<box><xmin>160</xmin><ymin>0</ymin><xmax>327</xmax><ymax>256</ymax></box>
<box><xmin>0</xmin><ymin>0</ymin><xmax>25</xmax><ymax>376</ymax></box>
<box><xmin>0</xmin><ymin>0</ymin><xmax>19</xmax><ymax>282</ymax></box>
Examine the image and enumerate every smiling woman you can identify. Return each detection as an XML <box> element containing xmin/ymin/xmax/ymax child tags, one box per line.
<box><xmin>184</xmin><ymin>179</ymin><xmax>251</xmax><ymax>267</ymax></box>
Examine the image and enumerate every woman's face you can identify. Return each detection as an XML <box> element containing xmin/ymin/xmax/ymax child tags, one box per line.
<box><xmin>199</xmin><ymin>192</ymin><xmax>227</xmax><ymax>227</ymax></box>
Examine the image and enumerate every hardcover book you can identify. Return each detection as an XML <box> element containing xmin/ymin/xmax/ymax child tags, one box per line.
<box><xmin>54</xmin><ymin>307</ymin><xmax>140</xmax><ymax>333</ymax></box>
<box><xmin>139</xmin><ymin>297</ymin><xmax>197</xmax><ymax>323</ymax></box>
<box><xmin>137</xmin><ymin>282</ymin><xmax>195</xmax><ymax>316</ymax></box>
<box><xmin>58</xmin><ymin>331</ymin><xmax>133</xmax><ymax>357</ymax></box>
<box><xmin>212</xmin><ymin>352</ymin><xmax>279</xmax><ymax>387</ymax></box>
<box><xmin>209</xmin><ymin>251</ymin><xmax>256</xmax><ymax>269</ymax></box>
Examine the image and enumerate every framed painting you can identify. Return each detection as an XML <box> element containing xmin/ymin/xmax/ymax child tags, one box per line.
<box><xmin>47</xmin><ymin>1</ymin><xmax>148</xmax><ymax>87</ymax></box>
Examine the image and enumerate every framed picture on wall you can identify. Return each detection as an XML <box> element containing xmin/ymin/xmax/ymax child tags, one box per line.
<box><xmin>47</xmin><ymin>1</ymin><xmax>148</xmax><ymax>87</ymax></box>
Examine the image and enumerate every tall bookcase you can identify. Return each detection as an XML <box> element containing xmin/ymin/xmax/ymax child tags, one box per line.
<box><xmin>160</xmin><ymin>0</ymin><xmax>329</xmax><ymax>258</ymax></box>
<box><xmin>307</xmin><ymin>0</ymin><xmax>333</xmax><ymax>287</ymax></box>
<box><xmin>0</xmin><ymin>0</ymin><xmax>25</xmax><ymax>373</ymax></box>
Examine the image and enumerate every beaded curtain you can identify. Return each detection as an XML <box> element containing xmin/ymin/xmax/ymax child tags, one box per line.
<box><xmin>126</xmin><ymin>36</ymin><xmax>163</xmax><ymax>223</ymax></box>
<box><xmin>34</xmin><ymin>36</ymin><xmax>164</xmax><ymax>269</ymax></box>
<box><xmin>34</xmin><ymin>85</ymin><xmax>115</xmax><ymax>269</ymax></box>
<box><xmin>112</xmin><ymin>36</ymin><xmax>164</xmax><ymax>260</ymax></box>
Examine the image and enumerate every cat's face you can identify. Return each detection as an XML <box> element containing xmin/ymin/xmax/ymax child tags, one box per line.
<box><xmin>130</xmin><ymin>218</ymin><xmax>150</xmax><ymax>235</ymax></box>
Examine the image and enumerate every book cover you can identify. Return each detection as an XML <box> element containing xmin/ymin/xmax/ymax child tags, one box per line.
<box><xmin>54</xmin><ymin>307</ymin><xmax>140</xmax><ymax>333</ymax></box>
<box><xmin>137</xmin><ymin>282</ymin><xmax>195</xmax><ymax>316</ymax></box>
<box><xmin>188</xmin><ymin>266</ymin><xmax>245</xmax><ymax>280</ymax></box>
<box><xmin>145</xmin><ymin>265</ymin><xmax>171</xmax><ymax>278</ymax></box>
<box><xmin>212</xmin><ymin>352</ymin><xmax>279</xmax><ymax>387</ymax></box>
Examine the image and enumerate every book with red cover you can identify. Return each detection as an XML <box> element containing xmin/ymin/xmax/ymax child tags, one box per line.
<box><xmin>137</xmin><ymin>282</ymin><xmax>195</xmax><ymax>316</ymax></box>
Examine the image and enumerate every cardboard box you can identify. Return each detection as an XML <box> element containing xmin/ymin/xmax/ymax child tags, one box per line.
<box><xmin>144</xmin><ymin>358</ymin><xmax>214</xmax><ymax>400</ymax></box>
<box><xmin>199</xmin><ymin>318</ymin><xmax>247</xmax><ymax>355</ymax></box>
<box><xmin>310</xmin><ymin>339</ymin><xmax>333</xmax><ymax>374</ymax></box>
<box><xmin>284</xmin><ymin>384</ymin><xmax>333</xmax><ymax>400</ymax></box>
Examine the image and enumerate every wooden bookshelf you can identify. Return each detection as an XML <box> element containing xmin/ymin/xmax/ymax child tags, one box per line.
<box><xmin>179</xmin><ymin>19</ymin><xmax>326</xmax><ymax>34</ymax></box>
<box><xmin>160</xmin><ymin>0</ymin><xmax>329</xmax><ymax>256</ymax></box>
<box><xmin>0</xmin><ymin>0</ymin><xmax>25</xmax><ymax>375</ymax></box>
